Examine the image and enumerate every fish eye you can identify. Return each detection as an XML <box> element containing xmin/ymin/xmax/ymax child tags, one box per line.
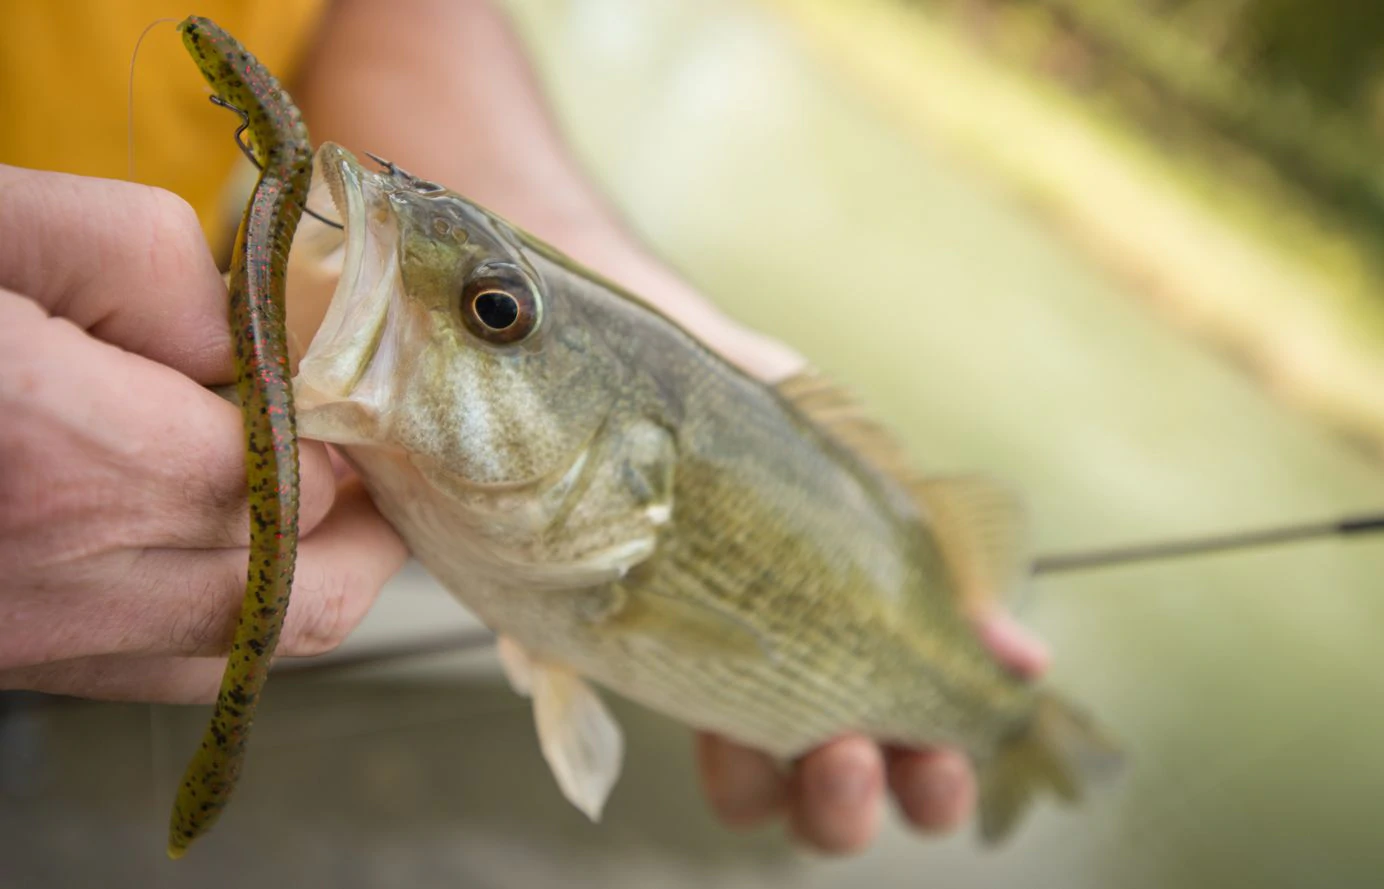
<box><xmin>459</xmin><ymin>264</ymin><xmax>542</xmax><ymax>344</ymax></box>
<box><xmin>474</xmin><ymin>290</ymin><xmax>519</xmax><ymax>329</ymax></box>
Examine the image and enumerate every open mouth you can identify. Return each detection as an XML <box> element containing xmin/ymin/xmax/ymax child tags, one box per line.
<box><xmin>293</xmin><ymin>144</ymin><xmax>401</xmax><ymax>435</ymax></box>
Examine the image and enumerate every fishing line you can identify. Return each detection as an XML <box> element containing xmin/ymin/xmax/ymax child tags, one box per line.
<box><xmin>207</xmin><ymin>95</ymin><xmax>345</xmax><ymax>230</ymax></box>
<box><xmin>127</xmin><ymin>18</ymin><xmax>180</xmax><ymax>183</ymax></box>
<box><xmin>129</xmin><ymin>24</ymin><xmax>183</xmax><ymax>870</ymax></box>
<box><xmin>127</xmin><ymin>19</ymin><xmax>343</xmax><ymax>230</ymax></box>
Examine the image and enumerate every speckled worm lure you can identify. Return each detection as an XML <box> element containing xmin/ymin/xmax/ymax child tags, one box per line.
<box><xmin>169</xmin><ymin>15</ymin><xmax>311</xmax><ymax>859</ymax></box>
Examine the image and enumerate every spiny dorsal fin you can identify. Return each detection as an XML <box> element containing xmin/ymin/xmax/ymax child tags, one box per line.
<box><xmin>911</xmin><ymin>475</ymin><xmax>1030</xmax><ymax>612</ymax></box>
<box><xmin>775</xmin><ymin>369</ymin><xmax>921</xmax><ymax>485</ymax></box>
<box><xmin>775</xmin><ymin>369</ymin><xmax>1029</xmax><ymax>610</ymax></box>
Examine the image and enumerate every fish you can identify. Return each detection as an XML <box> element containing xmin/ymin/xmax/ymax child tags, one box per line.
<box><xmin>290</xmin><ymin>142</ymin><xmax>1124</xmax><ymax>843</ymax></box>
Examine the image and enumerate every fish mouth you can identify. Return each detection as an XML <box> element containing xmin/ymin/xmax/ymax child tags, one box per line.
<box><xmin>293</xmin><ymin>143</ymin><xmax>401</xmax><ymax>445</ymax></box>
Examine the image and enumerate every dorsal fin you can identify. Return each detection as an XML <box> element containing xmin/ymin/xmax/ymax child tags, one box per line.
<box><xmin>775</xmin><ymin>369</ymin><xmax>1029</xmax><ymax>610</ymax></box>
<box><xmin>775</xmin><ymin>369</ymin><xmax>921</xmax><ymax>484</ymax></box>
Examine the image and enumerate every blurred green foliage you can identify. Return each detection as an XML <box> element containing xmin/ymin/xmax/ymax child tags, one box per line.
<box><xmin>913</xmin><ymin>0</ymin><xmax>1384</xmax><ymax>258</ymax></box>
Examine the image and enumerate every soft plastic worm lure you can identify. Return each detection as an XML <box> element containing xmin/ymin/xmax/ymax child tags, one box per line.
<box><xmin>169</xmin><ymin>15</ymin><xmax>312</xmax><ymax>859</ymax></box>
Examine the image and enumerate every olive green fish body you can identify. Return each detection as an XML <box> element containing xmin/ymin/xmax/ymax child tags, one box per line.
<box><xmin>378</xmin><ymin>259</ymin><xmax>1033</xmax><ymax>759</ymax></box>
<box><xmin>295</xmin><ymin>145</ymin><xmax>1121</xmax><ymax>841</ymax></box>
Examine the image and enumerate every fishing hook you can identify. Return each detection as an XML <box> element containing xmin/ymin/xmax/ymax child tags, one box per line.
<box><xmin>363</xmin><ymin>149</ymin><xmax>402</xmax><ymax>178</ymax></box>
<box><xmin>208</xmin><ymin>95</ymin><xmax>344</xmax><ymax>230</ymax></box>
<box><xmin>363</xmin><ymin>150</ymin><xmax>446</xmax><ymax>195</ymax></box>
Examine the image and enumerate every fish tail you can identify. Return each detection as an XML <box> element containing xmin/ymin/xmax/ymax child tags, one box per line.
<box><xmin>976</xmin><ymin>692</ymin><xmax>1124</xmax><ymax>844</ymax></box>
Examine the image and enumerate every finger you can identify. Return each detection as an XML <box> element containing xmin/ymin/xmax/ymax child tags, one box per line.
<box><xmin>273</xmin><ymin>479</ymin><xmax>410</xmax><ymax>657</ymax></box>
<box><xmin>973</xmin><ymin>608</ymin><xmax>1050</xmax><ymax>679</ymax></box>
<box><xmin>885</xmin><ymin>747</ymin><xmax>976</xmax><ymax>835</ymax></box>
<box><xmin>2</xmin><ymin>481</ymin><xmax>407</xmax><ymax>666</ymax></box>
<box><xmin>165</xmin><ymin>479</ymin><xmax>407</xmax><ymax>659</ymax></box>
<box><xmin>0</xmin><ymin>293</ymin><xmax>337</xmax><ymax>551</ymax></box>
<box><xmin>788</xmin><ymin>735</ymin><xmax>884</xmax><ymax>856</ymax></box>
<box><xmin>152</xmin><ymin>434</ymin><xmax>340</xmax><ymax>552</ymax></box>
<box><xmin>695</xmin><ymin>733</ymin><xmax>788</xmax><ymax>828</ymax></box>
<box><xmin>326</xmin><ymin>444</ymin><xmax>357</xmax><ymax>482</ymax></box>
<box><xmin>0</xmin><ymin>164</ymin><xmax>232</xmax><ymax>383</ymax></box>
<box><xmin>0</xmin><ymin>654</ymin><xmax>227</xmax><ymax>704</ymax></box>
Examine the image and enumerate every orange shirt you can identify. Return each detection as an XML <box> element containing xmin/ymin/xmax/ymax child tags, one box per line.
<box><xmin>1</xmin><ymin>1</ymin><xmax>328</xmax><ymax>244</ymax></box>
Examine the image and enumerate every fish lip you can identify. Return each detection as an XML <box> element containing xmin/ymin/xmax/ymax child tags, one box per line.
<box><xmin>293</xmin><ymin>143</ymin><xmax>398</xmax><ymax>440</ymax></box>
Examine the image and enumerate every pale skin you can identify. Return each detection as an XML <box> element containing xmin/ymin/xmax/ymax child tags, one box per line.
<box><xmin>0</xmin><ymin>0</ymin><xmax>1047</xmax><ymax>856</ymax></box>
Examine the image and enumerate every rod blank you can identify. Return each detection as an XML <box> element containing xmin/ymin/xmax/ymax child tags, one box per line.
<box><xmin>1033</xmin><ymin>512</ymin><xmax>1384</xmax><ymax>575</ymax></box>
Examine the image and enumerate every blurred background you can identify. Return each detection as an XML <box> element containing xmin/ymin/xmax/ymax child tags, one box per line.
<box><xmin>6</xmin><ymin>0</ymin><xmax>1384</xmax><ymax>886</ymax></box>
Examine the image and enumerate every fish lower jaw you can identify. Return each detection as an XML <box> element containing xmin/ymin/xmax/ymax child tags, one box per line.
<box><xmin>293</xmin><ymin>392</ymin><xmax>381</xmax><ymax>446</ymax></box>
<box><xmin>294</xmin><ymin>143</ymin><xmax>399</xmax><ymax>420</ymax></box>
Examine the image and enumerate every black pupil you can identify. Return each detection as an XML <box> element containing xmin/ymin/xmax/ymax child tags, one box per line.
<box><xmin>474</xmin><ymin>291</ymin><xmax>520</xmax><ymax>330</ymax></box>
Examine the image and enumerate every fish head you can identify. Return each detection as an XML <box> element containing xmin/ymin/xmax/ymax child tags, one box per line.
<box><xmin>293</xmin><ymin>143</ymin><xmax>622</xmax><ymax>497</ymax></box>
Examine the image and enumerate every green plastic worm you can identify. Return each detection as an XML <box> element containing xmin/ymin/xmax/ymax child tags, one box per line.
<box><xmin>168</xmin><ymin>15</ymin><xmax>311</xmax><ymax>859</ymax></box>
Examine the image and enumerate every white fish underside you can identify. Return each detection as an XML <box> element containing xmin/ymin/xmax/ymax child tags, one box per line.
<box><xmin>343</xmin><ymin>441</ymin><xmax>1006</xmax><ymax>820</ymax></box>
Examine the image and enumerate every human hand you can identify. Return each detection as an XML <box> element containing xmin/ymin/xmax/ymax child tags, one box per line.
<box><xmin>0</xmin><ymin>164</ymin><xmax>408</xmax><ymax>703</ymax></box>
<box><xmin>696</xmin><ymin>608</ymin><xmax>1049</xmax><ymax>854</ymax></box>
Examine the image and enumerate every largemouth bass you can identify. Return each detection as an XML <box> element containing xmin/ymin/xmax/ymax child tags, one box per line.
<box><xmin>291</xmin><ymin>143</ymin><xmax>1123</xmax><ymax>843</ymax></box>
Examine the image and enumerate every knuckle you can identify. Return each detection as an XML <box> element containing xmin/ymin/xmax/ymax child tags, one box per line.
<box><xmin>128</xmin><ymin>186</ymin><xmax>211</xmax><ymax>283</ymax></box>
<box><xmin>177</xmin><ymin>462</ymin><xmax>250</xmax><ymax>547</ymax></box>
<box><xmin>172</xmin><ymin>573</ymin><xmax>240</xmax><ymax>656</ymax></box>
<box><xmin>163</xmin><ymin>550</ymin><xmax>245</xmax><ymax>656</ymax></box>
<box><xmin>141</xmin><ymin>186</ymin><xmax>204</xmax><ymax>243</ymax></box>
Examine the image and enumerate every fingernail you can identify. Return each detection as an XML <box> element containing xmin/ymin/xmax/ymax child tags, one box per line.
<box><xmin>978</xmin><ymin>610</ymin><xmax>1051</xmax><ymax>678</ymax></box>
<box><xmin>793</xmin><ymin>741</ymin><xmax>884</xmax><ymax>855</ymax></box>
<box><xmin>894</xmin><ymin>753</ymin><xmax>974</xmax><ymax>833</ymax></box>
<box><xmin>919</xmin><ymin>757</ymin><xmax>964</xmax><ymax>807</ymax></box>
<box><xmin>699</xmin><ymin>737</ymin><xmax>786</xmax><ymax>826</ymax></box>
<box><xmin>817</xmin><ymin>750</ymin><xmax>876</xmax><ymax>806</ymax></box>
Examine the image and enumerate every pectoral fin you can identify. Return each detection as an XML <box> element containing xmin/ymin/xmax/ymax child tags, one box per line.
<box><xmin>532</xmin><ymin>664</ymin><xmax>624</xmax><ymax>822</ymax></box>
<box><xmin>496</xmin><ymin>635</ymin><xmax>534</xmax><ymax>697</ymax></box>
<box><xmin>587</xmin><ymin>584</ymin><xmax>768</xmax><ymax>661</ymax></box>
